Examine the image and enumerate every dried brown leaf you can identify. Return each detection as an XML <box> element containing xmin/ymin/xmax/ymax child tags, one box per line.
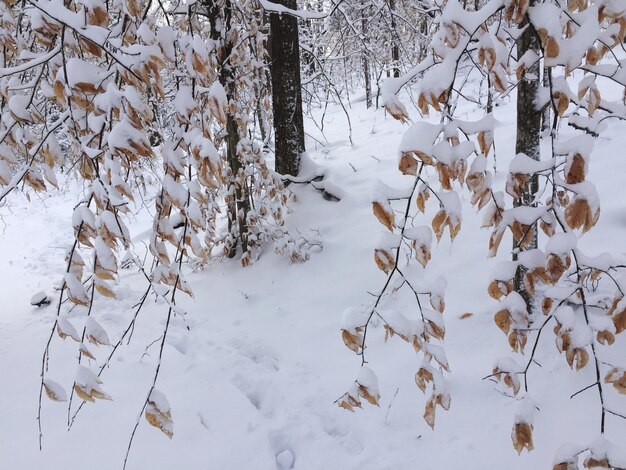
<box><xmin>512</xmin><ymin>422</ymin><xmax>534</xmax><ymax>454</ymax></box>
<box><xmin>373</xmin><ymin>201</ymin><xmax>395</xmax><ymax>231</ymax></box>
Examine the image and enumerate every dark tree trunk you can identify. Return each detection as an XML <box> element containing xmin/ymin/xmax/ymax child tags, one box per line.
<box><xmin>487</xmin><ymin>74</ymin><xmax>496</xmax><ymax>171</ymax></box>
<box><xmin>205</xmin><ymin>0</ymin><xmax>250</xmax><ymax>258</ymax></box>
<box><xmin>389</xmin><ymin>0</ymin><xmax>400</xmax><ymax>78</ymax></box>
<box><xmin>269</xmin><ymin>2</ymin><xmax>305</xmax><ymax>177</ymax></box>
<box><xmin>541</xmin><ymin>65</ymin><xmax>551</xmax><ymax>133</ymax></box>
<box><xmin>363</xmin><ymin>55</ymin><xmax>372</xmax><ymax>108</ymax></box>
<box><xmin>513</xmin><ymin>4</ymin><xmax>542</xmax><ymax>308</ymax></box>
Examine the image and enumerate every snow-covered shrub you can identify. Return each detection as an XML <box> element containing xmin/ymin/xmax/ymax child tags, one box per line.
<box><xmin>351</xmin><ymin>0</ymin><xmax>626</xmax><ymax>464</ymax></box>
<box><xmin>0</xmin><ymin>0</ymin><xmax>310</xmax><ymax>459</ymax></box>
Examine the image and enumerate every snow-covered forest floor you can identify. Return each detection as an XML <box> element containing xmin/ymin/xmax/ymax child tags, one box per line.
<box><xmin>1</xmin><ymin>82</ymin><xmax>625</xmax><ymax>469</ymax></box>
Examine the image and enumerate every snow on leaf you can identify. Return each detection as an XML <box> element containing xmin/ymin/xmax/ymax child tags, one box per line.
<box><xmin>43</xmin><ymin>379</ymin><xmax>68</xmax><ymax>402</ymax></box>
<box><xmin>74</xmin><ymin>365</ymin><xmax>111</xmax><ymax>402</ymax></box>
<box><xmin>145</xmin><ymin>388</ymin><xmax>174</xmax><ymax>439</ymax></box>
<box><xmin>57</xmin><ymin>317</ymin><xmax>80</xmax><ymax>342</ymax></box>
<box><xmin>86</xmin><ymin>317</ymin><xmax>110</xmax><ymax>346</ymax></box>
<box><xmin>356</xmin><ymin>367</ymin><xmax>380</xmax><ymax>406</ymax></box>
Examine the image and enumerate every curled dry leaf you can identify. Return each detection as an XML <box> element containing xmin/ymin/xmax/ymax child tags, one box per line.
<box><xmin>489</xmin><ymin>227</ymin><xmax>505</xmax><ymax>257</ymax></box>
<box><xmin>357</xmin><ymin>383</ymin><xmax>380</xmax><ymax>406</ymax></box>
<box><xmin>436</xmin><ymin>392</ymin><xmax>451</xmax><ymax>411</ymax></box>
<box><xmin>523</xmin><ymin>271</ymin><xmax>536</xmax><ymax>296</ymax></box>
<box><xmin>423</xmin><ymin>397</ymin><xmax>436</xmax><ymax>429</ymax></box>
<box><xmin>337</xmin><ymin>392</ymin><xmax>362</xmax><ymax>412</ymax></box>
<box><xmin>540</xmin><ymin>219</ymin><xmax>556</xmax><ymax>237</ymax></box>
<box><xmin>73</xmin><ymin>382</ymin><xmax>111</xmax><ymax>403</ymax></box>
<box><xmin>596</xmin><ymin>329</ymin><xmax>615</xmax><ymax>346</ymax></box>
<box><xmin>385</xmin><ymin>102</ymin><xmax>410</xmax><ymax>123</ymax></box>
<box><xmin>608</xmin><ymin>297</ymin><xmax>626</xmax><ymax>334</ymax></box>
<box><xmin>80</xmin><ymin>343</ymin><xmax>96</xmax><ymax>360</ymax></box>
<box><xmin>374</xmin><ymin>249</ymin><xmax>395</xmax><ymax>274</ymax></box>
<box><xmin>553</xmin><ymin>91</ymin><xmax>570</xmax><ymax>117</ymax></box>
<box><xmin>430</xmin><ymin>294</ymin><xmax>445</xmax><ymax>313</ymax></box>
<box><xmin>564</xmin><ymin>198</ymin><xmax>599</xmax><ymax>232</ymax></box>
<box><xmin>545</xmin><ymin>36</ymin><xmax>560</xmax><ymax>59</ymax></box>
<box><xmin>583</xmin><ymin>457</ymin><xmax>610</xmax><ymax>468</ymax></box>
<box><xmin>553</xmin><ymin>461</ymin><xmax>577</xmax><ymax>470</ymax></box>
<box><xmin>341</xmin><ymin>329</ymin><xmax>363</xmax><ymax>354</ymax></box>
<box><xmin>145</xmin><ymin>390</ymin><xmax>174</xmax><ymax>439</ymax></box>
<box><xmin>509</xmin><ymin>221</ymin><xmax>534</xmax><ymax>250</ymax></box>
<box><xmin>495</xmin><ymin>308</ymin><xmax>512</xmax><ymax>334</ymax></box>
<box><xmin>444</xmin><ymin>23</ymin><xmax>460</xmax><ymax>48</ymax></box>
<box><xmin>415</xmin><ymin>367</ymin><xmax>433</xmax><ymax>393</ymax></box>
<box><xmin>493</xmin><ymin>367</ymin><xmax>521</xmax><ymax>396</ymax></box>
<box><xmin>478</xmin><ymin>46</ymin><xmax>496</xmax><ymax>71</ymax></box>
<box><xmin>508</xmin><ymin>330</ymin><xmax>528</xmax><ymax>353</ymax></box>
<box><xmin>426</xmin><ymin>319</ymin><xmax>445</xmax><ymax>340</ymax></box>
<box><xmin>436</xmin><ymin>163</ymin><xmax>452</xmax><ymax>190</ymax></box>
<box><xmin>506</xmin><ymin>173</ymin><xmax>530</xmax><ymax>199</ymax></box>
<box><xmin>488</xmin><ymin>280</ymin><xmax>512</xmax><ymax>300</ymax></box>
<box><xmin>399</xmin><ymin>153</ymin><xmax>419</xmax><ymax>176</ymax></box>
<box><xmin>605</xmin><ymin>368</ymin><xmax>626</xmax><ymax>394</ymax></box>
<box><xmin>416</xmin><ymin>189</ymin><xmax>430</xmax><ymax>213</ymax></box>
<box><xmin>56</xmin><ymin>317</ymin><xmax>80</xmax><ymax>342</ymax></box>
<box><xmin>413</xmin><ymin>150</ymin><xmax>435</xmax><ymax>166</ymax></box>
<box><xmin>477</xmin><ymin>130</ymin><xmax>493</xmax><ymax>156</ymax></box>
<box><xmin>413</xmin><ymin>241</ymin><xmax>431</xmax><ymax>267</ymax></box>
<box><xmin>95</xmin><ymin>280</ymin><xmax>116</xmax><ymax>299</ymax></box>
<box><xmin>372</xmin><ymin>201</ymin><xmax>395</xmax><ymax>231</ymax></box>
<box><xmin>466</xmin><ymin>170</ymin><xmax>485</xmax><ymax>193</ymax></box>
<box><xmin>546</xmin><ymin>254</ymin><xmax>567</xmax><ymax>284</ymax></box>
<box><xmin>432</xmin><ymin>210</ymin><xmax>460</xmax><ymax>242</ymax></box>
<box><xmin>565</xmin><ymin>347</ymin><xmax>589</xmax><ymax>370</ymax></box>
<box><xmin>43</xmin><ymin>379</ymin><xmax>68</xmax><ymax>402</ymax></box>
<box><xmin>512</xmin><ymin>422</ymin><xmax>534</xmax><ymax>454</ymax></box>
<box><xmin>565</xmin><ymin>153</ymin><xmax>585</xmax><ymax>184</ymax></box>
<box><xmin>513</xmin><ymin>0</ymin><xmax>530</xmax><ymax>24</ymax></box>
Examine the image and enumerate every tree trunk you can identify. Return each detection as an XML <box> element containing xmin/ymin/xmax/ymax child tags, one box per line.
<box><xmin>361</xmin><ymin>1</ymin><xmax>372</xmax><ymax>107</ymax></box>
<box><xmin>363</xmin><ymin>55</ymin><xmax>372</xmax><ymax>108</ymax></box>
<box><xmin>487</xmin><ymin>74</ymin><xmax>496</xmax><ymax>171</ymax></box>
<box><xmin>513</xmin><ymin>4</ymin><xmax>542</xmax><ymax>308</ymax></box>
<box><xmin>541</xmin><ymin>65</ymin><xmax>551</xmax><ymax>134</ymax></box>
<box><xmin>389</xmin><ymin>0</ymin><xmax>400</xmax><ymax>78</ymax></box>
<box><xmin>205</xmin><ymin>0</ymin><xmax>250</xmax><ymax>258</ymax></box>
<box><xmin>269</xmin><ymin>1</ymin><xmax>306</xmax><ymax>177</ymax></box>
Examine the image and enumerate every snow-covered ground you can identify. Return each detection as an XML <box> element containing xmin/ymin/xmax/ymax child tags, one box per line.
<box><xmin>1</xmin><ymin>86</ymin><xmax>625</xmax><ymax>469</ymax></box>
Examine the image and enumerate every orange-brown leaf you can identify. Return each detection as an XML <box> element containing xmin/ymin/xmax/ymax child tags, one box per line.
<box><xmin>512</xmin><ymin>422</ymin><xmax>534</xmax><ymax>454</ymax></box>
<box><xmin>373</xmin><ymin>201</ymin><xmax>395</xmax><ymax>231</ymax></box>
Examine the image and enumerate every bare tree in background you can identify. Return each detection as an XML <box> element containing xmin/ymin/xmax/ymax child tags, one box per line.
<box><xmin>269</xmin><ymin>2</ymin><xmax>306</xmax><ymax>177</ymax></box>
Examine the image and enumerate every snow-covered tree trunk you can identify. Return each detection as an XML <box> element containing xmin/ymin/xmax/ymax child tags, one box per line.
<box><xmin>512</xmin><ymin>3</ymin><xmax>541</xmax><ymax>307</ymax></box>
<box><xmin>269</xmin><ymin>0</ymin><xmax>306</xmax><ymax>177</ymax></box>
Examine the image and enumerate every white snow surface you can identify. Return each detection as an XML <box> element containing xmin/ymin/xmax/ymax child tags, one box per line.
<box><xmin>1</xmin><ymin>81</ymin><xmax>626</xmax><ymax>470</ymax></box>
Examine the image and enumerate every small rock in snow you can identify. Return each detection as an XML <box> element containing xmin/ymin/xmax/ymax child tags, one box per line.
<box><xmin>30</xmin><ymin>291</ymin><xmax>51</xmax><ymax>307</ymax></box>
<box><xmin>276</xmin><ymin>449</ymin><xmax>295</xmax><ymax>469</ymax></box>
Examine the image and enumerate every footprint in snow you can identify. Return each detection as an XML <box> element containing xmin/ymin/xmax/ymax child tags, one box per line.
<box><xmin>269</xmin><ymin>430</ymin><xmax>295</xmax><ymax>469</ymax></box>
<box><xmin>230</xmin><ymin>372</ymin><xmax>270</xmax><ymax>412</ymax></box>
<box><xmin>228</xmin><ymin>338</ymin><xmax>280</xmax><ymax>371</ymax></box>
<box><xmin>275</xmin><ymin>448</ymin><xmax>295</xmax><ymax>469</ymax></box>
